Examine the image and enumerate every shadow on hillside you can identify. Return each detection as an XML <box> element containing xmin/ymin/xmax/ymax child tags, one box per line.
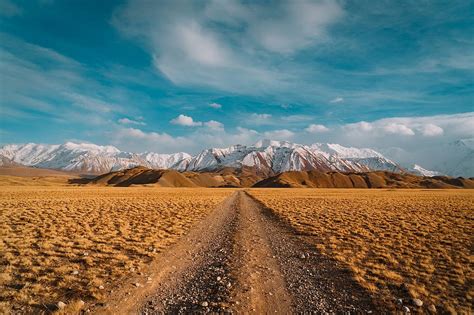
<box><xmin>68</xmin><ymin>177</ymin><xmax>93</xmax><ymax>185</ymax></box>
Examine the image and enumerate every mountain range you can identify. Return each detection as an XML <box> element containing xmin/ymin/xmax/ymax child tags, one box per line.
<box><xmin>0</xmin><ymin>139</ymin><xmax>468</xmax><ymax>177</ymax></box>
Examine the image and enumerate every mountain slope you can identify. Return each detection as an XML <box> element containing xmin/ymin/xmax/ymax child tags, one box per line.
<box><xmin>85</xmin><ymin>166</ymin><xmax>264</xmax><ymax>187</ymax></box>
<box><xmin>0</xmin><ymin>142</ymin><xmax>191</xmax><ymax>174</ymax></box>
<box><xmin>183</xmin><ymin>140</ymin><xmax>404</xmax><ymax>175</ymax></box>
<box><xmin>1</xmin><ymin>140</ymin><xmax>440</xmax><ymax>176</ymax></box>
<box><xmin>254</xmin><ymin>171</ymin><xmax>474</xmax><ymax>189</ymax></box>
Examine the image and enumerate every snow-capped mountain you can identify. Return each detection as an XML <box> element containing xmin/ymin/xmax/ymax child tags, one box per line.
<box><xmin>380</xmin><ymin>138</ymin><xmax>474</xmax><ymax>178</ymax></box>
<box><xmin>408</xmin><ymin>164</ymin><xmax>441</xmax><ymax>177</ymax></box>
<box><xmin>184</xmin><ymin>140</ymin><xmax>403</xmax><ymax>174</ymax></box>
<box><xmin>0</xmin><ymin>142</ymin><xmax>191</xmax><ymax>174</ymax></box>
<box><xmin>0</xmin><ymin>139</ymin><xmax>438</xmax><ymax>175</ymax></box>
<box><xmin>435</xmin><ymin>139</ymin><xmax>474</xmax><ymax>177</ymax></box>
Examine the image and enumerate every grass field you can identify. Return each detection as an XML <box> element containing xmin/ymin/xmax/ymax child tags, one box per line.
<box><xmin>0</xmin><ymin>187</ymin><xmax>232</xmax><ymax>313</ymax></box>
<box><xmin>249</xmin><ymin>189</ymin><xmax>474</xmax><ymax>313</ymax></box>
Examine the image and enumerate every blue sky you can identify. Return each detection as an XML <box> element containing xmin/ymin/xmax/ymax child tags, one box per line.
<box><xmin>0</xmin><ymin>0</ymin><xmax>473</xmax><ymax>155</ymax></box>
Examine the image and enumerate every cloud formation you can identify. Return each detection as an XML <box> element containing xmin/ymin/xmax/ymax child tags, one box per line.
<box><xmin>118</xmin><ymin>117</ymin><xmax>146</xmax><ymax>126</ymax></box>
<box><xmin>112</xmin><ymin>0</ymin><xmax>344</xmax><ymax>93</ymax></box>
<box><xmin>305</xmin><ymin>124</ymin><xmax>329</xmax><ymax>133</ymax></box>
<box><xmin>420</xmin><ymin>124</ymin><xmax>444</xmax><ymax>137</ymax></box>
<box><xmin>329</xmin><ymin>97</ymin><xmax>344</xmax><ymax>103</ymax></box>
<box><xmin>170</xmin><ymin>114</ymin><xmax>202</xmax><ymax>127</ymax></box>
<box><xmin>209</xmin><ymin>102</ymin><xmax>222</xmax><ymax>109</ymax></box>
<box><xmin>383</xmin><ymin>123</ymin><xmax>415</xmax><ymax>136</ymax></box>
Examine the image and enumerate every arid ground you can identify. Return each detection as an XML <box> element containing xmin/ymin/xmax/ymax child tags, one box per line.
<box><xmin>1</xmin><ymin>185</ymin><xmax>472</xmax><ymax>314</ymax></box>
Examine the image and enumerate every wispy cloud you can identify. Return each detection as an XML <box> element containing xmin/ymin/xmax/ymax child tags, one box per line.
<box><xmin>170</xmin><ymin>114</ymin><xmax>203</xmax><ymax>127</ymax></box>
<box><xmin>305</xmin><ymin>124</ymin><xmax>329</xmax><ymax>133</ymax></box>
<box><xmin>118</xmin><ymin>117</ymin><xmax>146</xmax><ymax>126</ymax></box>
<box><xmin>329</xmin><ymin>97</ymin><xmax>344</xmax><ymax>103</ymax></box>
<box><xmin>209</xmin><ymin>102</ymin><xmax>222</xmax><ymax>109</ymax></box>
<box><xmin>0</xmin><ymin>34</ymin><xmax>139</xmax><ymax>126</ymax></box>
<box><xmin>112</xmin><ymin>0</ymin><xmax>343</xmax><ymax>94</ymax></box>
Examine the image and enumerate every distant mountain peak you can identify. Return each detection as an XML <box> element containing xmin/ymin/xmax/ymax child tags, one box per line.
<box><xmin>0</xmin><ymin>139</ymin><xmax>444</xmax><ymax>176</ymax></box>
<box><xmin>253</xmin><ymin>139</ymin><xmax>296</xmax><ymax>148</ymax></box>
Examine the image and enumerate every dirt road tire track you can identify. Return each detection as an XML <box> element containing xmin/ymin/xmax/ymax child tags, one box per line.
<box><xmin>97</xmin><ymin>190</ymin><xmax>380</xmax><ymax>314</ymax></box>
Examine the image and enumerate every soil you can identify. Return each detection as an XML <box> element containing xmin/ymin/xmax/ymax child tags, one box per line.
<box><xmin>93</xmin><ymin>191</ymin><xmax>381</xmax><ymax>314</ymax></box>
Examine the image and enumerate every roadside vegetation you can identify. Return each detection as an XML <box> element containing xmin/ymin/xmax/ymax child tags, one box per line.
<box><xmin>249</xmin><ymin>189</ymin><xmax>473</xmax><ymax>313</ymax></box>
<box><xmin>0</xmin><ymin>187</ymin><xmax>232</xmax><ymax>313</ymax></box>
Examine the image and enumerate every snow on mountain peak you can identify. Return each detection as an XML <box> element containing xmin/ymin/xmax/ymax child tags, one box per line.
<box><xmin>0</xmin><ymin>139</ymin><xmax>440</xmax><ymax>176</ymax></box>
<box><xmin>410</xmin><ymin>164</ymin><xmax>441</xmax><ymax>177</ymax></box>
<box><xmin>253</xmin><ymin>139</ymin><xmax>297</xmax><ymax>148</ymax></box>
<box><xmin>62</xmin><ymin>142</ymin><xmax>120</xmax><ymax>155</ymax></box>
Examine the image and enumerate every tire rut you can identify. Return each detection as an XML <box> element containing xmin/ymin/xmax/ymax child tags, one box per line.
<box><xmin>140</xmin><ymin>193</ymin><xmax>240</xmax><ymax>314</ymax></box>
<box><xmin>243</xmin><ymin>191</ymin><xmax>379</xmax><ymax>313</ymax></box>
<box><xmin>98</xmin><ymin>190</ymin><xmax>381</xmax><ymax>314</ymax></box>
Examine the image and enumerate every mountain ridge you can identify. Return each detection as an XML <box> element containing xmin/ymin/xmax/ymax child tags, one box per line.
<box><xmin>0</xmin><ymin>139</ymin><xmax>447</xmax><ymax>176</ymax></box>
<box><xmin>79</xmin><ymin>166</ymin><xmax>474</xmax><ymax>189</ymax></box>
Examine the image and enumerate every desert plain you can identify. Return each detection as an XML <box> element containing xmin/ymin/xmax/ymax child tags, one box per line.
<box><xmin>0</xmin><ymin>179</ymin><xmax>472</xmax><ymax>314</ymax></box>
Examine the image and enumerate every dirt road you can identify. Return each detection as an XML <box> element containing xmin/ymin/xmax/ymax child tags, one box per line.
<box><xmin>96</xmin><ymin>191</ymin><xmax>379</xmax><ymax>314</ymax></box>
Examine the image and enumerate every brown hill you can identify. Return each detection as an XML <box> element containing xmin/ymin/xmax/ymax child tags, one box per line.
<box><xmin>253</xmin><ymin>170</ymin><xmax>474</xmax><ymax>189</ymax></box>
<box><xmin>77</xmin><ymin>167</ymin><xmax>474</xmax><ymax>189</ymax></box>
<box><xmin>85</xmin><ymin>166</ymin><xmax>264</xmax><ymax>187</ymax></box>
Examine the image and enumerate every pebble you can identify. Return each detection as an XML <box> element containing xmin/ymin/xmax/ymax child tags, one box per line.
<box><xmin>428</xmin><ymin>304</ymin><xmax>436</xmax><ymax>313</ymax></box>
<box><xmin>403</xmin><ymin>306</ymin><xmax>410</xmax><ymax>313</ymax></box>
<box><xmin>98</xmin><ymin>285</ymin><xmax>104</xmax><ymax>290</ymax></box>
<box><xmin>201</xmin><ymin>301</ymin><xmax>209</xmax><ymax>307</ymax></box>
<box><xmin>217</xmin><ymin>276</ymin><xmax>222</xmax><ymax>281</ymax></box>
<box><xmin>397</xmin><ymin>298</ymin><xmax>403</xmax><ymax>305</ymax></box>
<box><xmin>134</xmin><ymin>282</ymin><xmax>140</xmax><ymax>287</ymax></box>
<box><xmin>226</xmin><ymin>282</ymin><xmax>232</xmax><ymax>288</ymax></box>
<box><xmin>72</xmin><ymin>270</ymin><xmax>79</xmax><ymax>275</ymax></box>
<box><xmin>413</xmin><ymin>298</ymin><xmax>423</xmax><ymax>307</ymax></box>
<box><xmin>301</xmin><ymin>254</ymin><xmax>306</xmax><ymax>259</ymax></box>
<box><xmin>57</xmin><ymin>301</ymin><xmax>66</xmax><ymax>309</ymax></box>
<box><xmin>147</xmin><ymin>277</ymin><xmax>152</xmax><ymax>281</ymax></box>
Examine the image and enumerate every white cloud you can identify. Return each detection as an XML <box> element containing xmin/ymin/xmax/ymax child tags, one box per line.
<box><xmin>420</xmin><ymin>124</ymin><xmax>444</xmax><ymax>137</ymax></box>
<box><xmin>305</xmin><ymin>124</ymin><xmax>329</xmax><ymax>133</ymax></box>
<box><xmin>204</xmin><ymin>120</ymin><xmax>224</xmax><ymax>129</ymax></box>
<box><xmin>329</xmin><ymin>97</ymin><xmax>344</xmax><ymax>103</ymax></box>
<box><xmin>263</xmin><ymin>129</ymin><xmax>295</xmax><ymax>140</ymax></box>
<box><xmin>170</xmin><ymin>114</ymin><xmax>203</xmax><ymax>127</ymax></box>
<box><xmin>209</xmin><ymin>102</ymin><xmax>222</xmax><ymax>109</ymax></box>
<box><xmin>281</xmin><ymin>115</ymin><xmax>313</xmax><ymax>122</ymax></box>
<box><xmin>112</xmin><ymin>125</ymin><xmax>260</xmax><ymax>153</ymax></box>
<box><xmin>0</xmin><ymin>34</ymin><xmax>140</xmax><ymax>126</ymax></box>
<box><xmin>251</xmin><ymin>113</ymin><xmax>272</xmax><ymax>120</ymax></box>
<box><xmin>112</xmin><ymin>0</ymin><xmax>343</xmax><ymax>93</ymax></box>
<box><xmin>118</xmin><ymin>117</ymin><xmax>146</xmax><ymax>126</ymax></box>
<box><xmin>383</xmin><ymin>123</ymin><xmax>415</xmax><ymax>136</ymax></box>
<box><xmin>343</xmin><ymin>121</ymin><xmax>373</xmax><ymax>132</ymax></box>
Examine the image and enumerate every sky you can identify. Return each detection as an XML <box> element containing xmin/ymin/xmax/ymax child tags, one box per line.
<box><xmin>0</xmin><ymin>0</ymin><xmax>473</xmax><ymax>165</ymax></box>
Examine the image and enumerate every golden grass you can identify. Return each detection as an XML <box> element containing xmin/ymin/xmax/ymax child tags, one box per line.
<box><xmin>0</xmin><ymin>186</ymin><xmax>233</xmax><ymax>313</ymax></box>
<box><xmin>249</xmin><ymin>189</ymin><xmax>474</xmax><ymax>313</ymax></box>
<box><xmin>0</xmin><ymin>175</ymin><xmax>75</xmax><ymax>186</ymax></box>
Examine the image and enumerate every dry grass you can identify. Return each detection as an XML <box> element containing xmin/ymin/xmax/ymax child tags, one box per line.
<box><xmin>0</xmin><ymin>175</ymin><xmax>75</xmax><ymax>187</ymax></box>
<box><xmin>249</xmin><ymin>189</ymin><xmax>474</xmax><ymax>313</ymax></box>
<box><xmin>0</xmin><ymin>186</ymin><xmax>233</xmax><ymax>314</ymax></box>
